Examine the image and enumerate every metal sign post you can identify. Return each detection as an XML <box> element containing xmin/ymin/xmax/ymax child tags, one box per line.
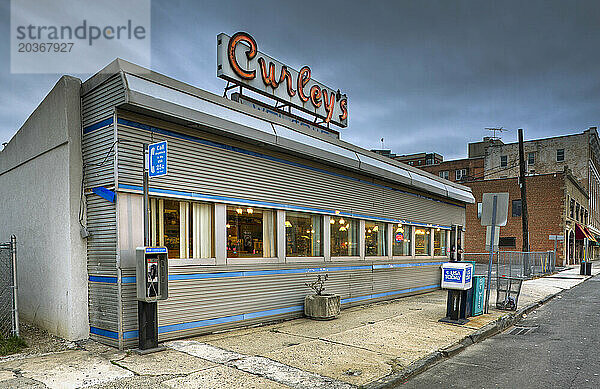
<box><xmin>549</xmin><ymin>235</ymin><xmax>564</xmax><ymax>266</ymax></box>
<box><xmin>137</xmin><ymin>141</ymin><xmax>168</xmax><ymax>353</ymax></box>
<box><xmin>484</xmin><ymin>195</ymin><xmax>497</xmax><ymax>314</ymax></box>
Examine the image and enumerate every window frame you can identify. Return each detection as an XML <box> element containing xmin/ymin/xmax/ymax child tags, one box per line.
<box><xmin>284</xmin><ymin>211</ymin><xmax>324</xmax><ymax>258</ymax></box>
<box><xmin>500</xmin><ymin>155</ymin><xmax>508</xmax><ymax>167</ymax></box>
<box><xmin>226</xmin><ymin>205</ymin><xmax>277</xmax><ymax>259</ymax></box>
<box><xmin>512</xmin><ymin>199</ymin><xmax>522</xmax><ymax>217</ymax></box>
<box><xmin>439</xmin><ymin>170</ymin><xmax>449</xmax><ymax>180</ymax></box>
<box><xmin>455</xmin><ymin>168</ymin><xmax>467</xmax><ymax>181</ymax></box>
<box><xmin>557</xmin><ymin>148</ymin><xmax>565</xmax><ymax>162</ymax></box>
<box><xmin>527</xmin><ymin>151</ymin><xmax>535</xmax><ymax>165</ymax></box>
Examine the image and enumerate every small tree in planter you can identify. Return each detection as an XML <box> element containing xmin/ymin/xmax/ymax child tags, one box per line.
<box><xmin>304</xmin><ymin>274</ymin><xmax>341</xmax><ymax>320</ymax></box>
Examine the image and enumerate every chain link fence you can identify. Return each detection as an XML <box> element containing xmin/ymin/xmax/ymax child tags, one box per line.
<box><xmin>497</xmin><ymin>251</ymin><xmax>556</xmax><ymax>279</ymax></box>
<box><xmin>0</xmin><ymin>235</ymin><xmax>19</xmax><ymax>338</ymax></box>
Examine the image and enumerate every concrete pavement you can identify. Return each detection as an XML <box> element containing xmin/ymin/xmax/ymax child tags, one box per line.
<box><xmin>0</xmin><ymin>262</ymin><xmax>597</xmax><ymax>389</ymax></box>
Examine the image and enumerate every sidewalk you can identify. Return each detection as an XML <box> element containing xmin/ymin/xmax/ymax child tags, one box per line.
<box><xmin>1</xmin><ymin>262</ymin><xmax>598</xmax><ymax>389</ymax></box>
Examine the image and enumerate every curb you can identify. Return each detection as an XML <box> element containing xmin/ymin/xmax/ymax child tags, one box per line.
<box><xmin>362</xmin><ymin>272</ymin><xmax>595</xmax><ymax>389</ymax></box>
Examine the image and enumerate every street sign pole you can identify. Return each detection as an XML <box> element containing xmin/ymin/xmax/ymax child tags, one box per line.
<box><xmin>484</xmin><ymin>195</ymin><xmax>497</xmax><ymax>314</ymax></box>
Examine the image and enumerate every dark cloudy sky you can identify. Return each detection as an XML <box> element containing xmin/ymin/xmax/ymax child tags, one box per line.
<box><xmin>1</xmin><ymin>0</ymin><xmax>599</xmax><ymax>159</ymax></box>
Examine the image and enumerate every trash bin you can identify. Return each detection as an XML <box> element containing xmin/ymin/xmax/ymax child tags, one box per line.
<box><xmin>580</xmin><ymin>261</ymin><xmax>586</xmax><ymax>275</ymax></box>
<box><xmin>471</xmin><ymin>275</ymin><xmax>486</xmax><ymax>316</ymax></box>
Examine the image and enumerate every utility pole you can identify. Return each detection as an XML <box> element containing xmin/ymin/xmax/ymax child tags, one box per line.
<box><xmin>518</xmin><ymin>129</ymin><xmax>530</xmax><ymax>253</ymax></box>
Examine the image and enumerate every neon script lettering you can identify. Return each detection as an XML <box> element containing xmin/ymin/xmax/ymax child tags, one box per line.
<box><xmin>227</xmin><ymin>31</ymin><xmax>347</xmax><ymax>124</ymax></box>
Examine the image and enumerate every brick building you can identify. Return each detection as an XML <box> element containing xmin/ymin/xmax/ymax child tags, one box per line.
<box><xmin>371</xmin><ymin>151</ymin><xmax>443</xmax><ymax>167</ymax></box>
<box><xmin>420</xmin><ymin>157</ymin><xmax>484</xmax><ymax>183</ymax></box>
<box><xmin>465</xmin><ymin>169</ymin><xmax>588</xmax><ymax>265</ymax></box>
<box><xmin>481</xmin><ymin>128</ymin><xmax>600</xmax><ymax>242</ymax></box>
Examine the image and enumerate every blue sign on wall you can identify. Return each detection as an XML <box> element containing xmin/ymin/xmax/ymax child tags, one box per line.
<box><xmin>148</xmin><ymin>141</ymin><xmax>167</xmax><ymax>177</ymax></box>
<box><xmin>443</xmin><ymin>268</ymin><xmax>464</xmax><ymax>284</ymax></box>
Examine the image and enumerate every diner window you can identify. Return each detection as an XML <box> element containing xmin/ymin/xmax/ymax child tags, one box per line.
<box><xmin>226</xmin><ymin>206</ymin><xmax>276</xmax><ymax>258</ymax></box>
<box><xmin>365</xmin><ymin>221</ymin><xmax>387</xmax><ymax>256</ymax></box>
<box><xmin>414</xmin><ymin>228</ymin><xmax>431</xmax><ymax>256</ymax></box>
<box><xmin>527</xmin><ymin>152</ymin><xmax>535</xmax><ymax>165</ymax></box>
<box><xmin>557</xmin><ymin>148</ymin><xmax>565</xmax><ymax>162</ymax></box>
<box><xmin>285</xmin><ymin>212</ymin><xmax>323</xmax><ymax>257</ymax></box>
<box><xmin>500</xmin><ymin>155</ymin><xmax>507</xmax><ymax>167</ymax></box>
<box><xmin>392</xmin><ymin>224</ymin><xmax>412</xmax><ymax>256</ymax></box>
<box><xmin>330</xmin><ymin>217</ymin><xmax>359</xmax><ymax>256</ymax></box>
<box><xmin>433</xmin><ymin>229</ymin><xmax>448</xmax><ymax>256</ymax></box>
<box><xmin>150</xmin><ymin>198</ymin><xmax>213</xmax><ymax>259</ymax></box>
<box><xmin>512</xmin><ymin>200</ymin><xmax>522</xmax><ymax>217</ymax></box>
<box><xmin>439</xmin><ymin>171</ymin><xmax>449</xmax><ymax>180</ymax></box>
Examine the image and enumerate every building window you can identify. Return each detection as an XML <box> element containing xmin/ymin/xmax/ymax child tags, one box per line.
<box><xmin>500</xmin><ymin>155</ymin><xmax>507</xmax><ymax>167</ymax></box>
<box><xmin>557</xmin><ymin>149</ymin><xmax>565</xmax><ymax>162</ymax></box>
<box><xmin>418</xmin><ymin>160</ymin><xmax>422</xmax><ymax>165</ymax></box>
<box><xmin>512</xmin><ymin>199</ymin><xmax>522</xmax><ymax>217</ymax></box>
<box><xmin>392</xmin><ymin>224</ymin><xmax>411</xmax><ymax>256</ymax></box>
<box><xmin>226</xmin><ymin>206</ymin><xmax>276</xmax><ymax>258</ymax></box>
<box><xmin>499</xmin><ymin>237</ymin><xmax>516</xmax><ymax>248</ymax></box>
<box><xmin>585</xmin><ymin>210</ymin><xmax>589</xmax><ymax>225</ymax></box>
<box><xmin>570</xmin><ymin>198</ymin><xmax>575</xmax><ymax>218</ymax></box>
<box><xmin>576</xmin><ymin>203</ymin><xmax>580</xmax><ymax>222</ymax></box>
<box><xmin>527</xmin><ymin>152</ymin><xmax>535</xmax><ymax>165</ymax></box>
<box><xmin>426</xmin><ymin>158</ymin><xmax>434</xmax><ymax>165</ymax></box>
<box><xmin>439</xmin><ymin>171</ymin><xmax>449</xmax><ymax>180</ymax></box>
<box><xmin>477</xmin><ymin>202</ymin><xmax>482</xmax><ymax>219</ymax></box>
<box><xmin>150</xmin><ymin>198</ymin><xmax>213</xmax><ymax>259</ymax></box>
<box><xmin>414</xmin><ymin>228</ymin><xmax>431</xmax><ymax>256</ymax></box>
<box><xmin>285</xmin><ymin>212</ymin><xmax>323</xmax><ymax>257</ymax></box>
<box><xmin>455</xmin><ymin>169</ymin><xmax>467</xmax><ymax>181</ymax></box>
<box><xmin>365</xmin><ymin>221</ymin><xmax>387</xmax><ymax>256</ymax></box>
<box><xmin>330</xmin><ymin>217</ymin><xmax>359</xmax><ymax>256</ymax></box>
<box><xmin>433</xmin><ymin>229</ymin><xmax>448</xmax><ymax>256</ymax></box>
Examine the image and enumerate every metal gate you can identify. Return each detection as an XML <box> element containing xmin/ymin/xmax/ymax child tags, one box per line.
<box><xmin>0</xmin><ymin>235</ymin><xmax>19</xmax><ymax>338</ymax></box>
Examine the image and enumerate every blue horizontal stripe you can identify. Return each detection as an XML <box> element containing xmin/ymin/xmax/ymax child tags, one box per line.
<box><xmin>90</xmin><ymin>326</ymin><xmax>119</xmax><ymax>339</ymax></box>
<box><xmin>123</xmin><ymin>330</ymin><xmax>138</xmax><ymax>339</ymax></box>
<box><xmin>83</xmin><ymin>117</ymin><xmax>114</xmax><ymax>134</ymax></box>
<box><xmin>91</xmin><ymin>262</ymin><xmax>442</xmax><ymax>284</ymax></box>
<box><xmin>341</xmin><ymin>284</ymin><xmax>440</xmax><ymax>304</ymax></box>
<box><xmin>114</xmin><ymin>118</ymin><xmax>465</xmax><ymax>209</ymax></box>
<box><xmin>89</xmin><ymin>276</ymin><xmax>117</xmax><ymax>283</ymax></box>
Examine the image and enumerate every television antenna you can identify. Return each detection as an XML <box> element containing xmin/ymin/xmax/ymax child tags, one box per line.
<box><xmin>485</xmin><ymin>127</ymin><xmax>507</xmax><ymax>140</ymax></box>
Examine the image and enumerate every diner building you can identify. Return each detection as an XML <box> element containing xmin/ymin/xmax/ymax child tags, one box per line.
<box><xmin>0</xmin><ymin>59</ymin><xmax>474</xmax><ymax>348</ymax></box>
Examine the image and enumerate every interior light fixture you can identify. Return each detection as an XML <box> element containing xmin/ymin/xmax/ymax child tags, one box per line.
<box><xmin>339</xmin><ymin>218</ymin><xmax>345</xmax><ymax>224</ymax></box>
<box><xmin>226</xmin><ymin>224</ymin><xmax>231</xmax><ymax>228</ymax></box>
<box><xmin>330</xmin><ymin>219</ymin><xmax>335</xmax><ymax>224</ymax></box>
<box><xmin>246</xmin><ymin>208</ymin><xmax>253</xmax><ymax>214</ymax></box>
<box><xmin>236</xmin><ymin>208</ymin><xmax>243</xmax><ymax>214</ymax></box>
<box><xmin>285</xmin><ymin>221</ymin><xmax>292</xmax><ymax>228</ymax></box>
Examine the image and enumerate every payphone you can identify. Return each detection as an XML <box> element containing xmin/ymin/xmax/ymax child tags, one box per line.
<box><xmin>136</xmin><ymin>247</ymin><xmax>169</xmax><ymax>302</ymax></box>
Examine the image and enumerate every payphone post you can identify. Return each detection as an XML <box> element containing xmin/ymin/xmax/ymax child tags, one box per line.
<box><xmin>135</xmin><ymin>246</ymin><xmax>168</xmax><ymax>353</ymax></box>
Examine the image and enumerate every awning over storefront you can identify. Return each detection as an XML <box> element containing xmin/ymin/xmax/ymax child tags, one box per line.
<box><xmin>575</xmin><ymin>223</ymin><xmax>597</xmax><ymax>242</ymax></box>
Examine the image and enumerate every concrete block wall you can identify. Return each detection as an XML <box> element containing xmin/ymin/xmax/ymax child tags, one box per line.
<box><xmin>0</xmin><ymin>76</ymin><xmax>88</xmax><ymax>340</ymax></box>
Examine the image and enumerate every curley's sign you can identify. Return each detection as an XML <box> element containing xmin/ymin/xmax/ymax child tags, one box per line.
<box><xmin>217</xmin><ymin>32</ymin><xmax>348</xmax><ymax>128</ymax></box>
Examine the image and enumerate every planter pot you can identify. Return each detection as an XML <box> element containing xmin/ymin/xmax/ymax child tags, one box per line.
<box><xmin>304</xmin><ymin>294</ymin><xmax>341</xmax><ymax>320</ymax></box>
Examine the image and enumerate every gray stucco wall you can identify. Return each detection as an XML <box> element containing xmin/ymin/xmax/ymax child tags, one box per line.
<box><xmin>0</xmin><ymin>76</ymin><xmax>87</xmax><ymax>340</ymax></box>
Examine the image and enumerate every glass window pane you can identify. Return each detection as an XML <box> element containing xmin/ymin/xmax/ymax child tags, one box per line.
<box><xmin>163</xmin><ymin>199</ymin><xmax>181</xmax><ymax>259</ymax></box>
<box><xmin>285</xmin><ymin>212</ymin><xmax>323</xmax><ymax>257</ymax></box>
<box><xmin>226</xmin><ymin>206</ymin><xmax>276</xmax><ymax>258</ymax></box>
<box><xmin>192</xmin><ymin>203</ymin><xmax>213</xmax><ymax>258</ymax></box>
<box><xmin>414</xmin><ymin>228</ymin><xmax>431</xmax><ymax>256</ymax></box>
<box><xmin>330</xmin><ymin>217</ymin><xmax>359</xmax><ymax>256</ymax></box>
<box><xmin>365</xmin><ymin>221</ymin><xmax>387</xmax><ymax>256</ymax></box>
<box><xmin>434</xmin><ymin>229</ymin><xmax>448</xmax><ymax>256</ymax></box>
<box><xmin>392</xmin><ymin>224</ymin><xmax>411</xmax><ymax>256</ymax></box>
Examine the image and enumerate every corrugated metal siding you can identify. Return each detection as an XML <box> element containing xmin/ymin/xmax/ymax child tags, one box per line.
<box><xmin>116</xmin><ymin>260</ymin><xmax>441</xmax><ymax>345</ymax></box>
<box><xmin>82</xmin><ymin>125</ymin><xmax>115</xmax><ymax>189</ymax></box>
<box><xmin>81</xmin><ymin>74</ymin><xmax>125</xmax><ymax>128</ymax></box>
<box><xmin>82</xmin><ymin>76</ymin><xmax>122</xmax><ymax>346</ymax></box>
<box><xmin>115</xmin><ymin>115</ymin><xmax>464</xmax><ymax>226</ymax></box>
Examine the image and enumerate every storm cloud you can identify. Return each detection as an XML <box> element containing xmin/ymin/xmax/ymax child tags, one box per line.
<box><xmin>1</xmin><ymin>0</ymin><xmax>599</xmax><ymax>159</ymax></box>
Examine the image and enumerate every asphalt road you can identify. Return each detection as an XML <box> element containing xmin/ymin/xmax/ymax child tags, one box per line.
<box><xmin>402</xmin><ymin>274</ymin><xmax>600</xmax><ymax>389</ymax></box>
